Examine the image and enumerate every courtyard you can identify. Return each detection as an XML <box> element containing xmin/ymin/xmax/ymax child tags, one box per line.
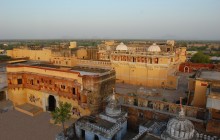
<box><xmin>115</xmin><ymin>72</ymin><xmax>193</xmax><ymax>103</ymax></box>
<box><xmin>0</xmin><ymin>110</ymin><xmax>62</xmax><ymax>140</ymax></box>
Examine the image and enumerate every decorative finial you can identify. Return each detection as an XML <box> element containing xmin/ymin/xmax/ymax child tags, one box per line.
<box><xmin>180</xmin><ymin>97</ymin><xmax>182</xmax><ymax>109</ymax></box>
<box><xmin>179</xmin><ymin>97</ymin><xmax>185</xmax><ymax>118</ymax></box>
<box><xmin>112</xmin><ymin>88</ymin><xmax>115</xmax><ymax>100</ymax></box>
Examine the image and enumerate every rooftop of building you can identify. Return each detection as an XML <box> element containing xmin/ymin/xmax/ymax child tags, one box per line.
<box><xmin>212</xmin><ymin>87</ymin><xmax>220</xmax><ymax>93</ymax></box>
<box><xmin>78</xmin><ymin>116</ymin><xmax>115</xmax><ymax>130</ymax></box>
<box><xmin>115</xmin><ymin>83</ymin><xmax>186</xmax><ymax>103</ymax></box>
<box><xmin>7</xmin><ymin>60</ymin><xmax>112</xmax><ymax>76</ymax></box>
<box><xmin>112</xmin><ymin>49</ymin><xmax>175</xmax><ymax>55</ymax></box>
<box><xmin>76</xmin><ymin>115</ymin><xmax>122</xmax><ymax>138</ymax></box>
<box><xmin>196</xmin><ymin>70</ymin><xmax>220</xmax><ymax>81</ymax></box>
<box><xmin>71</xmin><ymin>66</ymin><xmax>111</xmax><ymax>76</ymax></box>
<box><xmin>99</xmin><ymin>110</ymin><xmax>127</xmax><ymax>120</ymax></box>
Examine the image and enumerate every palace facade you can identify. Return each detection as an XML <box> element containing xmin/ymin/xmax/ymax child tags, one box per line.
<box><xmin>6</xmin><ymin>40</ymin><xmax>187</xmax><ymax>89</ymax></box>
<box><xmin>7</xmin><ymin>61</ymin><xmax>115</xmax><ymax>117</ymax></box>
<box><xmin>110</xmin><ymin>42</ymin><xmax>186</xmax><ymax>89</ymax></box>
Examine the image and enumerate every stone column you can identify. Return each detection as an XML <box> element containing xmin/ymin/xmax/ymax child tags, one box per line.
<box><xmin>45</xmin><ymin>93</ymin><xmax>49</xmax><ymax>111</ymax></box>
<box><xmin>75</xmin><ymin>125</ymin><xmax>82</xmax><ymax>138</ymax></box>
<box><xmin>55</xmin><ymin>95</ymin><xmax>59</xmax><ymax>108</ymax></box>
<box><xmin>5</xmin><ymin>90</ymin><xmax>8</xmax><ymax>100</ymax></box>
<box><xmin>42</xmin><ymin>93</ymin><xmax>46</xmax><ymax>111</ymax></box>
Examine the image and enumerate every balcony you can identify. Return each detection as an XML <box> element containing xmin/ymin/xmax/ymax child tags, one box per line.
<box><xmin>8</xmin><ymin>84</ymin><xmax>23</xmax><ymax>88</ymax></box>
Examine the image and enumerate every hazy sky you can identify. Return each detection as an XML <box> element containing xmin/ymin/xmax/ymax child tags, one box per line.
<box><xmin>1</xmin><ymin>0</ymin><xmax>220</xmax><ymax>40</ymax></box>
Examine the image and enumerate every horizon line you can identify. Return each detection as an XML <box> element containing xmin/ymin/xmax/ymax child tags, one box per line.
<box><xmin>1</xmin><ymin>38</ymin><xmax>220</xmax><ymax>42</ymax></box>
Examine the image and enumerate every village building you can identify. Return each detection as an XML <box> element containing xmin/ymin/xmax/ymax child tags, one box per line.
<box><xmin>132</xmin><ymin>106</ymin><xmax>219</xmax><ymax>140</ymax></box>
<box><xmin>0</xmin><ymin>67</ymin><xmax>7</xmax><ymax>101</ymax></box>
<box><xmin>188</xmin><ymin>70</ymin><xmax>220</xmax><ymax>134</ymax></box>
<box><xmin>75</xmin><ymin>90</ymin><xmax>127</xmax><ymax>140</ymax></box>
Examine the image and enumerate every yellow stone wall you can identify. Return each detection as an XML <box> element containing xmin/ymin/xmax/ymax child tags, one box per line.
<box><xmin>7</xmin><ymin>66</ymin><xmax>83</xmax><ymax>85</ymax></box>
<box><xmin>193</xmin><ymin>80</ymin><xmax>208</xmax><ymax>108</ymax></box>
<box><xmin>167</xmin><ymin>75</ymin><xmax>179</xmax><ymax>89</ymax></box>
<box><xmin>59</xmin><ymin>97</ymin><xmax>91</xmax><ymax>119</ymax></box>
<box><xmin>26</xmin><ymin>89</ymin><xmax>43</xmax><ymax>108</ymax></box>
<box><xmin>8</xmin><ymin>87</ymin><xmax>90</xmax><ymax>118</ymax></box>
<box><xmin>69</xmin><ymin>42</ymin><xmax>77</xmax><ymax>49</ymax></box>
<box><xmin>7</xmin><ymin>48</ymin><xmax>52</xmax><ymax>61</ymax></box>
<box><xmin>51</xmin><ymin>56</ymin><xmax>77</xmax><ymax>67</ymax></box>
<box><xmin>76</xmin><ymin>49</ymin><xmax>87</xmax><ymax>59</ymax></box>
<box><xmin>105</xmin><ymin>40</ymin><xmax>115</xmax><ymax>46</ymax></box>
<box><xmin>8</xmin><ymin>88</ymin><xmax>27</xmax><ymax>106</ymax></box>
<box><xmin>113</xmin><ymin>64</ymin><xmax>177</xmax><ymax>88</ymax></box>
<box><xmin>179</xmin><ymin>47</ymin><xmax>187</xmax><ymax>63</ymax></box>
<box><xmin>158</xmin><ymin>57</ymin><xmax>172</xmax><ymax>64</ymax></box>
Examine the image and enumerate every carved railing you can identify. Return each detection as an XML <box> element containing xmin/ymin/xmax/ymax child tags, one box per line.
<box><xmin>76</xmin><ymin>120</ymin><xmax>121</xmax><ymax>137</ymax></box>
<box><xmin>116</xmin><ymin>93</ymin><xmax>206</xmax><ymax>121</ymax></box>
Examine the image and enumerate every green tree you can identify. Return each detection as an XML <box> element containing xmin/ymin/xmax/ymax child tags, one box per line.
<box><xmin>0</xmin><ymin>55</ymin><xmax>11</xmax><ymax>61</ymax></box>
<box><xmin>51</xmin><ymin>102</ymin><xmax>72</xmax><ymax>137</ymax></box>
<box><xmin>191</xmin><ymin>52</ymin><xmax>210</xmax><ymax>63</ymax></box>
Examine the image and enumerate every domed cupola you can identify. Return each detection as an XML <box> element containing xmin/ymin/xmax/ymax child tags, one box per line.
<box><xmin>105</xmin><ymin>88</ymin><xmax>122</xmax><ymax>117</ymax></box>
<box><xmin>147</xmin><ymin>43</ymin><xmax>161</xmax><ymax>52</ymax></box>
<box><xmin>116</xmin><ymin>42</ymin><xmax>128</xmax><ymax>51</ymax></box>
<box><xmin>161</xmin><ymin>98</ymin><xmax>195</xmax><ymax>140</ymax></box>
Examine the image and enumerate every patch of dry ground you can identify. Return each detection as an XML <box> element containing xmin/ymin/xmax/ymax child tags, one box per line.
<box><xmin>0</xmin><ymin>110</ymin><xmax>62</xmax><ymax>140</ymax></box>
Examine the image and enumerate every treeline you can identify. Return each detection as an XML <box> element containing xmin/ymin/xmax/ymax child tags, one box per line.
<box><xmin>0</xmin><ymin>55</ymin><xmax>11</xmax><ymax>61</ymax></box>
<box><xmin>187</xmin><ymin>46</ymin><xmax>208</xmax><ymax>51</ymax></box>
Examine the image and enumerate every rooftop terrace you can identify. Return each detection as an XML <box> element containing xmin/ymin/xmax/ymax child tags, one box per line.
<box><xmin>7</xmin><ymin>61</ymin><xmax>112</xmax><ymax>76</ymax></box>
<box><xmin>197</xmin><ymin>71</ymin><xmax>220</xmax><ymax>81</ymax></box>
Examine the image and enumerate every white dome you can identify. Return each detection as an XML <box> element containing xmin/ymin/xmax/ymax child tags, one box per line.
<box><xmin>116</xmin><ymin>42</ymin><xmax>128</xmax><ymax>51</ymax></box>
<box><xmin>161</xmin><ymin>109</ymin><xmax>195</xmax><ymax>140</ymax></box>
<box><xmin>147</xmin><ymin>43</ymin><xmax>161</xmax><ymax>52</ymax></box>
<box><xmin>105</xmin><ymin>90</ymin><xmax>121</xmax><ymax>117</ymax></box>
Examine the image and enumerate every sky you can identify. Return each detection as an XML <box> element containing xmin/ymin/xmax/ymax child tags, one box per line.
<box><xmin>0</xmin><ymin>0</ymin><xmax>220</xmax><ymax>40</ymax></box>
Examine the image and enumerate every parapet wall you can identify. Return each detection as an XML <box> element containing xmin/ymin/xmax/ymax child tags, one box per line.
<box><xmin>115</xmin><ymin>93</ymin><xmax>207</xmax><ymax>130</ymax></box>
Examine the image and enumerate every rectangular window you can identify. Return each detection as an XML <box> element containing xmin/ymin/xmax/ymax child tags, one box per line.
<box><xmin>17</xmin><ymin>79</ymin><xmax>22</xmax><ymax>84</ymax></box>
<box><xmin>138</xmin><ymin>112</ymin><xmax>144</xmax><ymax>119</ymax></box>
<box><xmin>72</xmin><ymin>87</ymin><xmax>76</xmax><ymax>95</ymax></box>
<box><xmin>171</xmin><ymin>58</ymin><xmax>173</xmax><ymax>62</ymax></box>
<box><xmin>30</xmin><ymin>79</ymin><xmax>34</xmax><ymax>85</ymax></box>
<box><xmin>61</xmin><ymin>85</ymin><xmax>65</xmax><ymax>89</ymax></box>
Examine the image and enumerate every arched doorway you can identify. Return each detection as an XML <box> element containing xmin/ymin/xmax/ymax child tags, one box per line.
<box><xmin>81</xmin><ymin>129</ymin><xmax>85</xmax><ymax>139</ymax></box>
<box><xmin>112</xmin><ymin>134</ymin><xmax>116</xmax><ymax>140</ymax></box>
<box><xmin>184</xmin><ymin>66</ymin><xmax>189</xmax><ymax>73</ymax></box>
<box><xmin>0</xmin><ymin>91</ymin><xmax>6</xmax><ymax>101</ymax></box>
<box><xmin>48</xmin><ymin>95</ymin><xmax>56</xmax><ymax>111</ymax></box>
<box><xmin>94</xmin><ymin>135</ymin><xmax>99</xmax><ymax>140</ymax></box>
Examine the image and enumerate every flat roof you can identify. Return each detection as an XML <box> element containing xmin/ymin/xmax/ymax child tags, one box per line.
<box><xmin>7</xmin><ymin>61</ymin><xmax>111</xmax><ymax>76</ymax></box>
<box><xmin>115</xmin><ymin>83</ymin><xmax>187</xmax><ymax>102</ymax></box>
<box><xmin>77</xmin><ymin>116</ymin><xmax>115</xmax><ymax>130</ymax></box>
<box><xmin>71</xmin><ymin>66</ymin><xmax>109</xmax><ymax>74</ymax></box>
<box><xmin>198</xmin><ymin>71</ymin><xmax>220</xmax><ymax>81</ymax></box>
<box><xmin>212</xmin><ymin>87</ymin><xmax>220</xmax><ymax>92</ymax></box>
